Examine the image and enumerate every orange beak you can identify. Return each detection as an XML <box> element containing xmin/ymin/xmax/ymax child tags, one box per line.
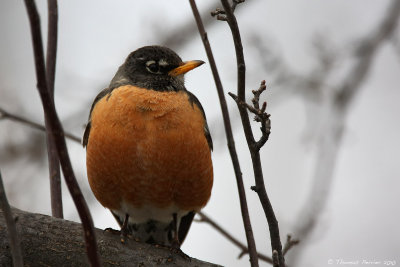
<box><xmin>168</xmin><ymin>60</ymin><xmax>205</xmax><ymax>77</ymax></box>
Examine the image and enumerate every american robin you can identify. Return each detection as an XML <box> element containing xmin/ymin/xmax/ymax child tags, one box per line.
<box><xmin>83</xmin><ymin>45</ymin><xmax>213</xmax><ymax>247</ymax></box>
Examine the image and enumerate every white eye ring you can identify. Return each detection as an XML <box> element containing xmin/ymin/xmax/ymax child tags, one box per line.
<box><xmin>145</xmin><ymin>60</ymin><xmax>156</xmax><ymax>66</ymax></box>
<box><xmin>145</xmin><ymin>60</ymin><xmax>160</xmax><ymax>74</ymax></box>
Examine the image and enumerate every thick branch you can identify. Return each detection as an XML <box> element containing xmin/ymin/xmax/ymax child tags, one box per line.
<box><xmin>23</xmin><ymin>1</ymin><xmax>100</xmax><ymax>265</ymax></box>
<box><xmin>219</xmin><ymin>0</ymin><xmax>285</xmax><ymax>266</ymax></box>
<box><xmin>0</xmin><ymin>173</ymin><xmax>23</xmax><ymax>267</ymax></box>
<box><xmin>189</xmin><ymin>1</ymin><xmax>259</xmax><ymax>266</ymax></box>
<box><xmin>0</xmin><ymin>208</ymin><xmax>219</xmax><ymax>267</ymax></box>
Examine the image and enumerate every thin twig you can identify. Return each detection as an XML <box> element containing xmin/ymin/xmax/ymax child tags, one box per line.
<box><xmin>282</xmin><ymin>235</ymin><xmax>299</xmax><ymax>256</ymax></box>
<box><xmin>391</xmin><ymin>31</ymin><xmax>400</xmax><ymax>63</ymax></box>
<box><xmin>0</xmin><ymin>107</ymin><xmax>81</xmax><ymax>143</ymax></box>
<box><xmin>211</xmin><ymin>0</ymin><xmax>245</xmax><ymax>21</ymax></box>
<box><xmin>23</xmin><ymin>1</ymin><xmax>100</xmax><ymax>266</ymax></box>
<box><xmin>219</xmin><ymin>0</ymin><xmax>285</xmax><ymax>266</ymax></box>
<box><xmin>188</xmin><ymin>1</ymin><xmax>259</xmax><ymax>266</ymax></box>
<box><xmin>160</xmin><ymin>2</ymin><xmax>219</xmax><ymax>49</ymax></box>
<box><xmin>229</xmin><ymin>81</ymin><xmax>271</xmax><ymax>151</ymax></box>
<box><xmin>0</xmin><ymin>171</ymin><xmax>24</xmax><ymax>267</ymax></box>
<box><xmin>197</xmin><ymin>212</ymin><xmax>273</xmax><ymax>264</ymax></box>
<box><xmin>46</xmin><ymin>0</ymin><xmax>58</xmax><ymax>94</ymax></box>
<box><xmin>45</xmin><ymin>0</ymin><xmax>63</xmax><ymax>219</ymax></box>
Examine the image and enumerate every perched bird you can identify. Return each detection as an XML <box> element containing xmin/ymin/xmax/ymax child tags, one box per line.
<box><xmin>83</xmin><ymin>45</ymin><xmax>213</xmax><ymax>247</ymax></box>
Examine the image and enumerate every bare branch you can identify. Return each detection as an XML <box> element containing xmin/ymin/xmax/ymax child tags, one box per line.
<box><xmin>0</xmin><ymin>172</ymin><xmax>24</xmax><ymax>267</ymax></box>
<box><xmin>0</xmin><ymin>107</ymin><xmax>81</xmax><ymax>143</ymax></box>
<box><xmin>272</xmin><ymin>251</ymin><xmax>279</xmax><ymax>267</ymax></box>
<box><xmin>390</xmin><ymin>29</ymin><xmax>400</xmax><ymax>62</ymax></box>
<box><xmin>211</xmin><ymin>0</ymin><xmax>245</xmax><ymax>21</ymax></box>
<box><xmin>189</xmin><ymin>1</ymin><xmax>259</xmax><ymax>266</ymax></box>
<box><xmin>23</xmin><ymin>1</ymin><xmax>100</xmax><ymax>265</ymax></box>
<box><xmin>228</xmin><ymin>81</ymin><xmax>271</xmax><ymax>151</ymax></box>
<box><xmin>197</xmin><ymin>212</ymin><xmax>273</xmax><ymax>264</ymax></box>
<box><xmin>219</xmin><ymin>0</ymin><xmax>285</xmax><ymax>266</ymax></box>
<box><xmin>282</xmin><ymin>235</ymin><xmax>299</xmax><ymax>256</ymax></box>
<box><xmin>160</xmin><ymin>2</ymin><xmax>220</xmax><ymax>50</ymax></box>
<box><xmin>45</xmin><ymin>0</ymin><xmax>63</xmax><ymax>219</ymax></box>
<box><xmin>250</xmin><ymin>33</ymin><xmax>338</xmax><ymax>105</ymax></box>
<box><xmin>0</xmin><ymin>208</ymin><xmax>220</xmax><ymax>267</ymax></box>
<box><xmin>335</xmin><ymin>0</ymin><xmax>400</xmax><ymax>109</ymax></box>
<box><xmin>46</xmin><ymin>0</ymin><xmax>58</xmax><ymax>94</ymax></box>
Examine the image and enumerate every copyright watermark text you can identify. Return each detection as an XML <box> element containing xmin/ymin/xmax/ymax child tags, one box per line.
<box><xmin>327</xmin><ymin>259</ymin><xmax>396</xmax><ymax>266</ymax></box>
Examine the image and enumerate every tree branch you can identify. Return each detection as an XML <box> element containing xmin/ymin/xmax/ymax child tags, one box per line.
<box><xmin>211</xmin><ymin>0</ymin><xmax>245</xmax><ymax>21</ymax></box>
<box><xmin>45</xmin><ymin>0</ymin><xmax>63</xmax><ymax>219</ymax></box>
<box><xmin>0</xmin><ymin>208</ymin><xmax>220</xmax><ymax>267</ymax></box>
<box><xmin>228</xmin><ymin>81</ymin><xmax>271</xmax><ymax>151</ymax></box>
<box><xmin>218</xmin><ymin>0</ymin><xmax>285</xmax><ymax>266</ymax></box>
<box><xmin>282</xmin><ymin>235</ymin><xmax>299</xmax><ymax>256</ymax></box>
<box><xmin>335</xmin><ymin>0</ymin><xmax>400</xmax><ymax>109</ymax></box>
<box><xmin>46</xmin><ymin>0</ymin><xmax>58</xmax><ymax>93</ymax></box>
<box><xmin>23</xmin><ymin>1</ymin><xmax>100</xmax><ymax>265</ymax></box>
<box><xmin>197</xmin><ymin>212</ymin><xmax>273</xmax><ymax>264</ymax></box>
<box><xmin>0</xmin><ymin>107</ymin><xmax>81</xmax><ymax>143</ymax></box>
<box><xmin>160</xmin><ymin>2</ymin><xmax>219</xmax><ymax>50</ymax></box>
<box><xmin>188</xmin><ymin>1</ymin><xmax>259</xmax><ymax>266</ymax></box>
<box><xmin>0</xmin><ymin>172</ymin><xmax>24</xmax><ymax>267</ymax></box>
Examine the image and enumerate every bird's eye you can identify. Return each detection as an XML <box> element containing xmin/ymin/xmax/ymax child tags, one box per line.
<box><xmin>146</xmin><ymin>61</ymin><xmax>159</xmax><ymax>74</ymax></box>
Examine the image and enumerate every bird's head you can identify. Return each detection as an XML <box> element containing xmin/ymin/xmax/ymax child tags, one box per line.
<box><xmin>109</xmin><ymin>45</ymin><xmax>204</xmax><ymax>91</ymax></box>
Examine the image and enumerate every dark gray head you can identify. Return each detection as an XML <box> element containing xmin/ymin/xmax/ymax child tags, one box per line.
<box><xmin>109</xmin><ymin>45</ymin><xmax>204</xmax><ymax>92</ymax></box>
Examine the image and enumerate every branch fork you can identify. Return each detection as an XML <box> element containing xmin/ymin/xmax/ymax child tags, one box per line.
<box><xmin>229</xmin><ymin>80</ymin><xmax>271</xmax><ymax>151</ymax></box>
<box><xmin>211</xmin><ymin>0</ymin><xmax>245</xmax><ymax>21</ymax></box>
<box><xmin>282</xmin><ymin>235</ymin><xmax>300</xmax><ymax>256</ymax></box>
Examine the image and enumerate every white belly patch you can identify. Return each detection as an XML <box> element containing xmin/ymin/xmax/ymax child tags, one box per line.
<box><xmin>113</xmin><ymin>200</ymin><xmax>195</xmax><ymax>224</ymax></box>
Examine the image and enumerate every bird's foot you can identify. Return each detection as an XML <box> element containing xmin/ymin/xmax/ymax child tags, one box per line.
<box><xmin>103</xmin><ymin>227</ymin><xmax>120</xmax><ymax>235</ymax></box>
<box><xmin>120</xmin><ymin>213</ymin><xmax>130</xmax><ymax>244</ymax></box>
<box><xmin>103</xmin><ymin>227</ymin><xmax>132</xmax><ymax>243</ymax></box>
<box><xmin>169</xmin><ymin>245</ymin><xmax>191</xmax><ymax>261</ymax></box>
<box><xmin>120</xmin><ymin>227</ymin><xmax>130</xmax><ymax>244</ymax></box>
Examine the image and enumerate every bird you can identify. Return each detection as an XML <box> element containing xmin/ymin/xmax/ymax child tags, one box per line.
<box><xmin>83</xmin><ymin>45</ymin><xmax>213</xmax><ymax>248</ymax></box>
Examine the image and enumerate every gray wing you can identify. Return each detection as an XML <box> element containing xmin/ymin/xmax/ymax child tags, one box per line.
<box><xmin>186</xmin><ymin>91</ymin><xmax>213</xmax><ymax>151</ymax></box>
<box><xmin>82</xmin><ymin>87</ymin><xmax>113</xmax><ymax>147</ymax></box>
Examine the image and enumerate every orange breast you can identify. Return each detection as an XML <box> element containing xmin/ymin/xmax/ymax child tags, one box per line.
<box><xmin>86</xmin><ymin>85</ymin><xmax>213</xmax><ymax>212</ymax></box>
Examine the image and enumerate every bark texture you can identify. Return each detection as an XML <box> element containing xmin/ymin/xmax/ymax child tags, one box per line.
<box><xmin>0</xmin><ymin>208</ymin><xmax>221</xmax><ymax>267</ymax></box>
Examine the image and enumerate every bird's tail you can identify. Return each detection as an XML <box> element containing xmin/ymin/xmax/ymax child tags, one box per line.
<box><xmin>111</xmin><ymin>211</ymin><xmax>195</xmax><ymax>247</ymax></box>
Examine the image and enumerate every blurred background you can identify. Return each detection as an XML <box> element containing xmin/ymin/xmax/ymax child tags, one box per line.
<box><xmin>1</xmin><ymin>0</ymin><xmax>399</xmax><ymax>266</ymax></box>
